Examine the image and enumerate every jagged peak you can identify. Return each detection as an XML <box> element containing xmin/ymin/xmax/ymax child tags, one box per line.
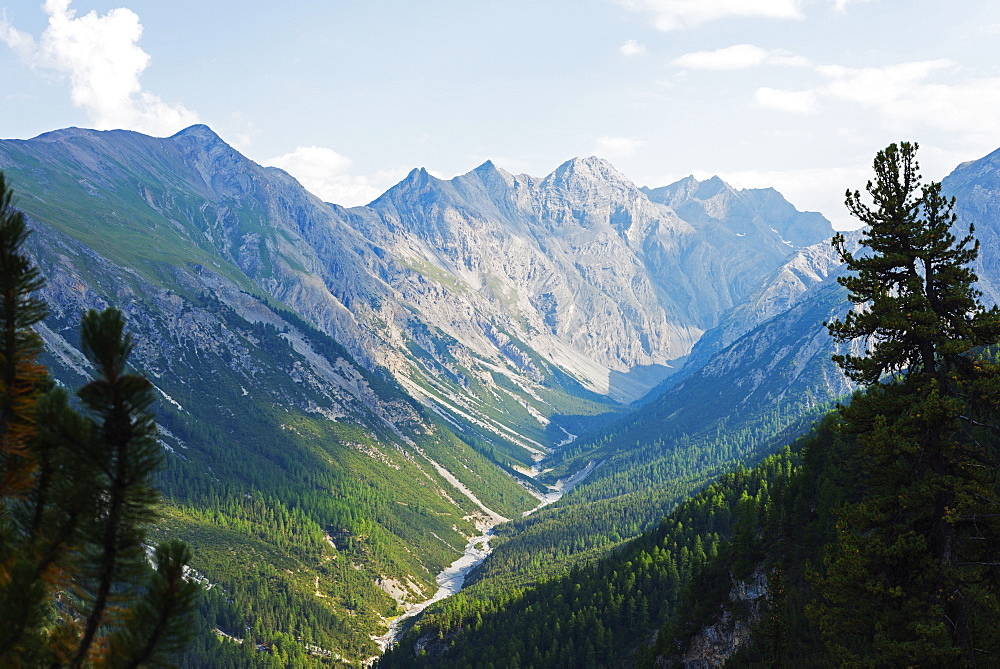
<box><xmin>368</xmin><ymin>166</ymin><xmax>437</xmax><ymax>206</ymax></box>
<box><xmin>693</xmin><ymin>175</ymin><xmax>730</xmax><ymax>199</ymax></box>
<box><xmin>544</xmin><ymin>156</ymin><xmax>637</xmax><ymax>192</ymax></box>
<box><xmin>645</xmin><ymin>174</ymin><xmax>734</xmax><ymax>207</ymax></box>
<box><xmin>465</xmin><ymin>159</ymin><xmax>515</xmax><ymax>187</ymax></box>
<box><xmin>554</xmin><ymin>155</ymin><xmax>623</xmax><ymax>175</ymax></box>
<box><xmin>404</xmin><ymin>166</ymin><xmax>433</xmax><ymax>184</ymax></box>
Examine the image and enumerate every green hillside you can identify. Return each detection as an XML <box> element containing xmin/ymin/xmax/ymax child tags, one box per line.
<box><xmin>0</xmin><ymin>140</ymin><xmax>541</xmax><ymax>662</ymax></box>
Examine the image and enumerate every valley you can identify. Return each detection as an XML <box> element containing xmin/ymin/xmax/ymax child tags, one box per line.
<box><xmin>3</xmin><ymin>125</ymin><xmax>1000</xmax><ymax>665</ymax></box>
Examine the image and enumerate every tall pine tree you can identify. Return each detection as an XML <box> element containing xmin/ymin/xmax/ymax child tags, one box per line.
<box><xmin>0</xmin><ymin>172</ymin><xmax>200</xmax><ymax>666</ymax></box>
<box><xmin>815</xmin><ymin>142</ymin><xmax>1000</xmax><ymax>665</ymax></box>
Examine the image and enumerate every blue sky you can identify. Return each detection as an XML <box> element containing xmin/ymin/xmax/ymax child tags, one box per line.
<box><xmin>3</xmin><ymin>1</ymin><xmax>1000</xmax><ymax>229</ymax></box>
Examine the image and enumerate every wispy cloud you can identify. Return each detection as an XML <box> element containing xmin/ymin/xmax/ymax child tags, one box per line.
<box><xmin>754</xmin><ymin>87</ymin><xmax>819</xmax><ymax>113</ymax></box>
<box><xmin>266</xmin><ymin>146</ymin><xmax>403</xmax><ymax>206</ymax></box>
<box><xmin>619</xmin><ymin>39</ymin><xmax>647</xmax><ymax>56</ymax></box>
<box><xmin>673</xmin><ymin>44</ymin><xmax>809</xmax><ymax>70</ymax></box>
<box><xmin>833</xmin><ymin>0</ymin><xmax>874</xmax><ymax>11</ymax></box>
<box><xmin>617</xmin><ymin>0</ymin><xmax>804</xmax><ymax>31</ymax></box>
<box><xmin>595</xmin><ymin>136</ymin><xmax>644</xmax><ymax>157</ymax></box>
<box><xmin>617</xmin><ymin>0</ymin><xmax>872</xmax><ymax>30</ymax></box>
<box><xmin>0</xmin><ymin>0</ymin><xmax>196</xmax><ymax>136</ymax></box>
<box><xmin>755</xmin><ymin>59</ymin><xmax>1000</xmax><ymax>141</ymax></box>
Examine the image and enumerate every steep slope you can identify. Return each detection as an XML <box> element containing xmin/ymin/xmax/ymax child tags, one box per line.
<box><xmin>0</xmin><ymin>126</ymin><xmax>619</xmax><ymax>470</ymax></box>
<box><xmin>380</xmin><ymin>429</ymin><xmax>814</xmax><ymax>668</ymax></box>
<box><xmin>468</xmin><ymin>274</ymin><xmax>856</xmax><ymax>591</ymax></box>
<box><xmin>942</xmin><ymin>146</ymin><xmax>1000</xmax><ymax>306</ymax></box>
<box><xmin>661</xmin><ymin>230</ymin><xmax>861</xmax><ymax>391</ymax></box>
<box><xmin>0</xmin><ymin>128</ymin><xmax>539</xmax><ymax>662</ymax></box>
<box><xmin>384</xmin><ymin>147</ymin><xmax>1000</xmax><ymax>667</ymax></box>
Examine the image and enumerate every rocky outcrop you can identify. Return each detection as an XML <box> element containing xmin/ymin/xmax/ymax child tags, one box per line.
<box><xmin>678</xmin><ymin>568</ymin><xmax>770</xmax><ymax>668</ymax></box>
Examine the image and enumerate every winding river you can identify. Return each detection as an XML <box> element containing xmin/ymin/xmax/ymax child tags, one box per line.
<box><xmin>370</xmin><ymin>446</ymin><xmax>599</xmax><ymax>659</ymax></box>
<box><xmin>372</xmin><ymin>527</ymin><xmax>498</xmax><ymax>653</ymax></box>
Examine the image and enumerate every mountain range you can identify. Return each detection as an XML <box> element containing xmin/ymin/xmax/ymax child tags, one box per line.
<box><xmin>4</xmin><ymin>124</ymin><xmax>999</xmax><ymax>663</ymax></box>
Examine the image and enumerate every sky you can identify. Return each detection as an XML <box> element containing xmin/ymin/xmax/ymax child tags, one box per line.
<box><xmin>2</xmin><ymin>1</ymin><xmax>1000</xmax><ymax>229</ymax></box>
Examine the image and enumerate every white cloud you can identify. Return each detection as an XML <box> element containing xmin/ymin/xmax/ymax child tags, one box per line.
<box><xmin>617</xmin><ymin>0</ymin><xmax>804</xmax><ymax>31</ymax></box>
<box><xmin>0</xmin><ymin>0</ymin><xmax>196</xmax><ymax>136</ymax></box>
<box><xmin>756</xmin><ymin>60</ymin><xmax>1000</xmax><ymax>142</ymax></box>
<box><xmin>833</xmin><ymin>0</ymin><xmax>874</xmax><ymax>11</ymax></box>
<box><xmin>618</xmin><ymin>0</ymin><xmax>876</xmax><ymax>29</ymax></box>
<box><xmin>755</xmin><ymin>87</ymin><xmax>819</xmax><ymax>113</ymax></box>
<box><xmin>619</xmin><ymin>39</ymin><xmax>647</xmax><ymax>56</ymax></box>
<box><xmin>595</xmin><ymin>136</ymin><xmax>644</xmax><ymax>157</ymax></box>
<box><xmin>673</xmin><ymin>44</ymin><xmax>810</xmax><ymax>70</ymax></box>
<box><xmin>225</xmin><ymin>111</ymin><xmax>257</xmax><ymax>151</ymax></box>
<box><xmin>266</xmin><ymin>146</ymin><xmax>403</xmax><ymax>206</ymax></box>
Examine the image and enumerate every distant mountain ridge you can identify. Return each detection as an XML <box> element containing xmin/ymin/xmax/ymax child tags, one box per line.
<box><xmin>350</xmin><ymin>152</ymin><xmax>834</xmax><ymax>405</ymax></box>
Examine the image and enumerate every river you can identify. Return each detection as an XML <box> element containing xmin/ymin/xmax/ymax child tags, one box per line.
<box><xmin>371</xmin><ymin>526</ymin><xmax>497</xmax><ymax>654</ymax></box>
<box><xmin>369</xmin><ymin>452</ymin><xmax>600</xmax><ymax>659</ymax></box>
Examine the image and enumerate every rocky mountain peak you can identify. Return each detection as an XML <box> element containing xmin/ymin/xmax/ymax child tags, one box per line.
<box><xmin>642</xmin><ymin>174</ymin><xmax>736</xmax><ymax>209</ymax></box>
<box><xmin>546</xmin><ymin>156</ymin><xmax>635</xmax><ymax>191</ymax></box>
<box><xmin>170</xmin><ymin>123</ymin><xmax>225</xmax><ymax>144</ymax></box>
<box><xmin>641</xmin><ymin>173</ymin><xmax>832</xmax><ymax>250</ymax></box>
<box><xmin>369</xmin><ymin>167</ymin><xmax>439</xmax><ymax>209</ymax></box>
<box><xmin>467</xmin><ymin>159</ymin><xmax>517</xmax><ymax>191</ymax></box>
<box><xmin>535</xmin><ymin>157</ymin><xmax>648</xmax><ymax>226</ymax></box>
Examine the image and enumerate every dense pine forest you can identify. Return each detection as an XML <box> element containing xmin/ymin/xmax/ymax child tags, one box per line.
<box><xmin>382</xmin><ymin>397</ymin><xmax>1000</xmax><ymax>667</ymax></box>
<box><xmin>378</xmin><ymin>421</ymin><xmax>828</xmax><ymax>667</ymax></box>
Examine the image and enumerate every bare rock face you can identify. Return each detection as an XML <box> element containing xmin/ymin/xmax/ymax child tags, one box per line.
<box><xmin>674</xmin><ymin>230</ymin><xmax>862</xmax><ymax>383</ymax></box>
<box><xmin>351</xmin><ymin>156</ymin><xmax>833</xmax><ymax>403</ymax></box>
<box><xmin>942</xmin><ymin>146</ymin><xmax>1000</xmax><ymax>307</ymax></box>
<box><xmin>678</xmin><ymin>568</ymin><xmax>770</xmax><ymax>669</ymax></box>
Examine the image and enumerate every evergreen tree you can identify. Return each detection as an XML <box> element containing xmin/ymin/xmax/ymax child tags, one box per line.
<box><xmin>0</xmin><ymin>171</ymin><xmax>47</xmax><ymax>497</ymax></box>
<box><xmin>0</xmin><ymin>173</ymin><xmax>200</xmax><ymax>666</ymax></box>
<box><xmin>816</xmin><ymin>142</ymin><xmax>1000</xmax><ymax>665</ymax></box>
